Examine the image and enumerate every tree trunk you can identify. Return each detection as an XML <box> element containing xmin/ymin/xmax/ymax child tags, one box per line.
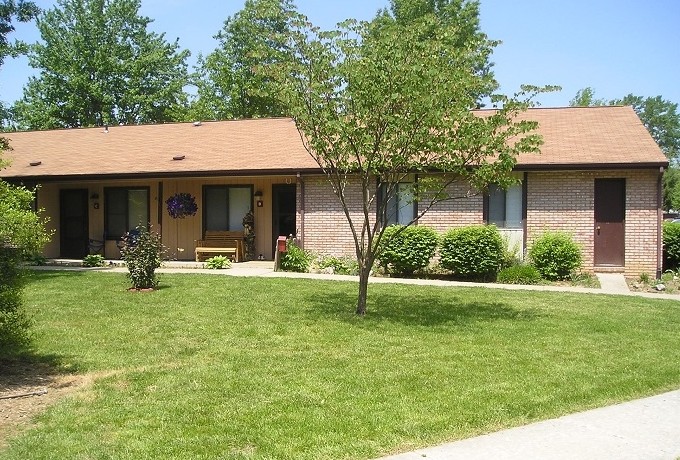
<box><xmin>356</xmin><ymin>263</ymin><xmax>371</xmax><ymax>316</ymax></box>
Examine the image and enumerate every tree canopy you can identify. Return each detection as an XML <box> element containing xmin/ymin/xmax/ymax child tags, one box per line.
<box><xmin>12</xmin><ymin>0</ymin><xmax>190</xmax><ymax>129</ymax></box>
<box><xmin>271</xmin><ymin>5</ymin><xmax>550</xmax><ymax>314</ymax></box>
<box><xmin>191</xmin><ymin>0</ymin><xmax>301</xmax><ymax>120</ymax></box>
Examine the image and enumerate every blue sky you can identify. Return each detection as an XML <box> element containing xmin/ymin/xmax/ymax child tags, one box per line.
<box><xmin>1</xmin><ymin>0</ymin><xmax>678</xmax><ymax>109</ymax></box>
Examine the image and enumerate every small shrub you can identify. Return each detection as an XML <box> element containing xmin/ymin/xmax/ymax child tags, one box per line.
<box><xmin>280</xmin><ymin>240</ymin><xmax>313</xmax><ymax>273</ymax></box>
<box><xmin>500</xmin><ymin>235</ymin><xmax>521</xmax><ymax>269</ymax></box>
<box><xmin>663</xmin><ymin>221</ymin><xmax>680</xmax><ymax>270</ymax></box>
<box><xmin>638</xmin><ymin>272</ymin><xmax>652</xmax><ymax>284</ymax></box>
<box><xmin>26</xmin><ymin>252</ymin><xmax>47</xmax><ymax>266</ymax></box>
<box><xmin>376</xmin><ymin>225</ymin><xmax>439</xmax><ymax>276</ymax></box>
<box><xmin>205</xmin><ymin>255</ymin><xmax>231</xmax><ymax>270</ymax></box>
<box><xmin>315</xmin><ymin>255</ymin><xmax>359</xmax><ymax>275</ymax></box>
<box><xmin>496</xmin><ymin>264</ymin><xmax>542</xmax><ymax>284</ymax></box>
<box><xmin>120</xmin><ymin>226</ymin><xmax>164</xmax><ymax>289</ymax></box>
<box><xmin>528</xmin><ymin>231</ymin><xmax>582</xmax><ymax>281</ymax></box>
<box><xmin>439</xmin><ymin>225</ymin><xmax>503</xmax><ymax>280</ymax></box>
<box><xmin>82</xmin><ymin>254</ymin><xmax>106</xmax><ymax>267</ymax></box>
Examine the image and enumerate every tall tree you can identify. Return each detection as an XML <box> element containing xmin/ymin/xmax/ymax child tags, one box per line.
<box><xmin>12</xmin><ymin>0</ymin><xmax>190</xmax><ymax>129</ymax></box>
<box><xmin>191</xmin><ymin>0</ymin><xmax>302</xmax><ymax>120</ymax></box>
<box><xmin>569</xmin><ymin>87</ymin><xmax>607</xmax><ymax>107</ymax></box>
<box><xmin>570</xmin><ymin>88</ymin><xmax>680</xmax><ymax>209</ymax></box>
<box><xmin>0</xmin><ymin>0</ymin><xmax>39</xmax><ymax>129</ymax></box>
<box><xmin>0</xmin><ymin>1</ymin><xmax>49</xmax><ymax>355</ymax></box>
<box><xmin>271</xmin><ymin>10</ymin><xmax>550</xmax><ymax>315</ymax></box>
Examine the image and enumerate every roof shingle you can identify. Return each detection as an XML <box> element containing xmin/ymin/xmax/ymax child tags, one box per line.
<box><xmin>0</xmin><ymin>106</ymin><xmax>667</xmax><ymax>180</ymax></box>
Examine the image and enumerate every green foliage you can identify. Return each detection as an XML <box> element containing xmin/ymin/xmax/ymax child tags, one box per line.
<box><xmin>663</xmin><ymin>221</ymin><xmax>680</xmax><ymax>270</ymax></box>
<box><xmin>0</xmin><ymin>0</ymin><xmax>39</xmax><ymax>68</ymax></box>
<box><xmin>192</xmin><ymin>0</ymin><xmax>300</xmax><ymax>120</ymax></box>
<box><xmin>439</xmin><ymin>225</ymin><xmax>503</xmax><ymax>280</ymax></box>
<box><xmin>500</xmin><ymin>234</ymin><xmax>521</xmax><ymax>269</ymax></box>
<box><xmin>376</xmin><ymin>224</ymin><xmax>438</xmax><ymax>276</ymax></box>
<box><xmin>12</xmin><ymin>0</ymin><xmax>190</xmax><ymax>130</ymax></box>
<box><xmin>82</xmin><ymin>254</ymin><xmax>105</xmax><ymax>267</ymax></box>
<box><xmin>119</xmin><ymin>227</ymin><xmax>164</xmax><ymax>289</ymax></box>
<box><xmin>268</xmin><ymin>4</ymin><xmax>553</xmax><ymax>314</ymax></box>
<box><xmin>279</xmin><ymin>240</ymin><xmax>312</xmax><ymax>273</ymax></box>
<box><xmin>205</xmin><ymin>255</ymin><xmax>231</xmax><ymax>270</ymax></box>
<box><xmin>528</xmin><ymin>232</ymin><xmax>582</xmax><ymax>281</ymax></box>
<box><xmin>0</xmin><ymin>247</ymin><xmax>31</xmax><ymax>356</ymax></box>
<box><xmin>569</xmin><ymin>87</ymin><xmax>607</xmax><ymax>107</ymax></box>
<box><xmin>496</xmin><ymin>264</ymin><xmax>542</xmax><ymax>285</ymax></box>
<box><xmin>314</xmin><ymin>254</ymin><xmax>359</xmax><ymax>275</ymax></box>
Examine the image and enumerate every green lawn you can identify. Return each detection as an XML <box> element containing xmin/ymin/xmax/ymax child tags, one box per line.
<box><xmin>3</xmin><ymin>271</ymin><xmax>680</xmax><ymax>459</ymax></box>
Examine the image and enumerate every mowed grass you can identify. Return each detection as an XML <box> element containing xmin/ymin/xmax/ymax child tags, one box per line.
<box><xmin>3</xmin><ymin>271</ymin><xmax>680</xmax><ymax>459</ymax></box>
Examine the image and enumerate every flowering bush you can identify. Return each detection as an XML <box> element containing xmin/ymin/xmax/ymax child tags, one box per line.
<box><xmin>166</xmin><ymin>193</ymin><xmax>198</xmax><ymax>219</ymax></box>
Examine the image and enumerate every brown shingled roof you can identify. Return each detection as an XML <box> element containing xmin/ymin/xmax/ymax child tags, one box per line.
<box><xmin>0</xmin><ymin>106</ymin><xmax>667</xmax><ymax>180</ymax></box>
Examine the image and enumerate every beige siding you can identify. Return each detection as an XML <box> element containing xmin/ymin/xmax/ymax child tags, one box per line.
<box><xmin>34</xmin><ymin>175</ymin><xmax>298</xmax><ymax>261</ymax></box>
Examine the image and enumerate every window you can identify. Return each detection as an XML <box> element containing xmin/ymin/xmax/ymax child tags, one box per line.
<box><xmin>203</xmin><ymin>185</ymin><xmax>252</xmax><ymax>233</ymax></box>
<box><xmin>382</xmin><ymin>182</ymin><xmax>416</xmax><ymax>226</ymax></box>
<box><xmin>486</xmin><ymin>183</ymin><xmax>523</xmax><ymax>228</ymax></box>
<box><xmin>105</xmin><ymin>187</ymin><xmax>149</xmax><ymax>239</ymax></box>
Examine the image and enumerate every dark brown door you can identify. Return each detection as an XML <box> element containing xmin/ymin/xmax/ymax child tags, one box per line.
<box><xmin>594</xmin><ymin>179</ymin><xmax>625</xmax><ymax>266</ymax></box>
<box><xmin>272</xmin><ymin>184</ymin><xmax>297</xmax><ymax>252</ymax></box>
<box><xmin>60</xmin><ymin>189</ymin><xmax>89</xmax><ymax>259</ymax></box>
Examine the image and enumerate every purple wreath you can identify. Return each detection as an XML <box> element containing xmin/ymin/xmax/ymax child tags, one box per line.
<box><xmin>166</xmin><ymin>193</ymin><xmax>198</xmax><ymax>219</ymax></box>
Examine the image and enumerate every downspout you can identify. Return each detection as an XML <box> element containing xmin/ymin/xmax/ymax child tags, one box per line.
<box><xmin>297</xmin><ymin>172</ymin><xmax>305</xmax><ymax>249</ymax></box>
<box><xmin>657</xmin><ymin>167</ymin><xmax>664</xmax><ymax>279</ymax></box>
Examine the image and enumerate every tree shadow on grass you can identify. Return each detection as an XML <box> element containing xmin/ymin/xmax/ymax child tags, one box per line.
<box><xmin>0</xmin><ymin>350</ymin><xmax>83</xmax><ymax>393</ymax></box>
<box><xmin>301</xmin><ymin>288</ymin><xmax>541</xmax><ymax>329</ymax></box>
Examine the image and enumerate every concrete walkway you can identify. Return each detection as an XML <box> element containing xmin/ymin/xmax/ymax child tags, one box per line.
<box><xmin>378</xmin><ymin>389</ymin><xmax>680</xmax><ymax>460</ymax></box>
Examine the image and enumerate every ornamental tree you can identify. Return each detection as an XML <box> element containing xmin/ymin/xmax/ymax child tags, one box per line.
<box><xmin>271</xmin><ymin>7</ymin><xmax>551</xmax><ymax>315</ymax></box>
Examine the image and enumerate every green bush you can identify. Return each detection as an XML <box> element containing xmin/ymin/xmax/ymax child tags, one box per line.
<box><xmin>497</xmin><ymin>264</ymin><xmax>542</xmax><ymax>285</ymax></box>
<box><xmin>376</xmin><ymin>225</ymin><xmax>439</xmax><ymax>276</ymax></box>
<box><xmin>280</xmin><ymin>240</ymin><xmax>313</xmax><ymax>273</ymax></box>
<box><xmin>663</xmin><ymin>221</ymin><xmax>680</xmax><ymax>270</ymax></box>
<box><xmin>82</xmin><ymin>254</ymin><xmax>106</xmax><ymax>267</ymax></box>
<box><xmin>315</xmin><ymin>255</ymin><xmax>359</xmax><ymax>275</ymax></box>
<box><xmin>120</xmin><ymin>227</ymin><xmax>164</xmax><ymax>289</ymax></box>
<box><xmin>205</xmin><ymin>255</ymin><xmax>231</xmax><ymax>269</ymax></box>
<box><xmin>439</xmin><ymin>225</ymin><xmax>503</xmax><ymax>280</ymax></box>
<box><xmin>0</xmin><ymin>247</ymin><xmax>31</xmax><ymax>355</ymax></box>
<box><xmin>528</xmin><ymin>232</ymin><xmax>582</xmax><ymax>281</ymax></box>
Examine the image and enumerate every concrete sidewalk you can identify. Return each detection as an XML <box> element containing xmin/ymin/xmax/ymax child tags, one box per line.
<box><xmin>378</xmin><ymin>389</ymin><xmax>680</xmax><ymax>460</ymax></box>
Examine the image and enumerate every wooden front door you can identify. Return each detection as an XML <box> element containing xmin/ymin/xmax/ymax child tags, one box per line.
<box><xmin>60</xmin><ymin>189</ymin><xmax>89</xmax><ymax>259</ymax></box>
<box><xmin>594</xmin><ymin>179</ymin><xmax>625</xmax><ymax>267</ymax></box>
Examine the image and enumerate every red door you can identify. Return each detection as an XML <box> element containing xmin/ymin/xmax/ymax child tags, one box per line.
<box><xmin>594</xmin><ymin>179</ymin><xmax>625</xmax><ymax>267</ymax></box>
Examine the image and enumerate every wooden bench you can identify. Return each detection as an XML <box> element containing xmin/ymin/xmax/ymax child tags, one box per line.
<box><xmin>195</xmin><ymin>231</ymin><xmax>244</xmax><ymax>262</ymax></box>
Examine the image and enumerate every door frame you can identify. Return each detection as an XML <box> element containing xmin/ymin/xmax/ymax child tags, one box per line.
<box><xmin>271</xmin><ymin>183</ymin><xmax>297</xmax><ymax>254</ymax></box>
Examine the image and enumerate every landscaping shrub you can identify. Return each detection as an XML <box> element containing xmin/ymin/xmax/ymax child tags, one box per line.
<box><xmin>280</xmin><ymin>240</ymin><xmax>313</xmax><ymax>273</ymax></box>
<box><xmin>82</xmin><ymin>254</ymin><xmax>106</xmax><ymax>267</ymax></box>
<box><xmin>0</xmin><ymin>247</ymin><xmax>31</xmax><ymax>354</ymax></box>
<box><xmin>439</xmin><ymin>225</ymin><xmax>503</xmax><ymax>280</ymax></box>
<box><xmin>497</xmin><ymin>264</ymin><xmax>542</xmax><ymax>285</ymax></box>
<box><xmin>663</xmin><ymin>221</ymin><xmax>680</xmax><ymax>270</ymax></box>
<box><xmin>314</xmin><ymin>255</ymin><xmax>359</xmax><ymax>275</ymax></box>
<box><xmin>205</xmin><ymin>255</ymin><xmax>231</xmax><ymax>269</ymax></box>
<box><xmin>376</xmin><ymin>225</ymin><xmax>439</xmax><ymax>276</ymax></box>
<box><xmin>119</xmin><ymin>227</ymin><xmax>164</xmax><ymax>289</ymax></box>
<box><xmin>528</xmin><ymin>231</ymin><xmax>582</xmax><ymax>281</ymax></box>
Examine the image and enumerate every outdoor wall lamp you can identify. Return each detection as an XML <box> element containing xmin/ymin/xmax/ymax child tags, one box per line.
<box><xmin>90</xmin><ymin>193</ymin><xmax>100</xmax><ymax>209</ymax></box>
<box><xmin>254</xmin><ymin>190</ymin><xmax>263</xmax><ymax>207</ymax></box>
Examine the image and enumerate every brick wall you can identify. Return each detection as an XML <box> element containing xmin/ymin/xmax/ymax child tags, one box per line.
<box><xmin>526</xmin><ymin>169</ymin><xmax>661</xmax><ymax>276</ymax></box>
<box><xmin>300</xmin><ymin>170</ymin><xmax>662</xmax><ymax>277</ymax></box>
